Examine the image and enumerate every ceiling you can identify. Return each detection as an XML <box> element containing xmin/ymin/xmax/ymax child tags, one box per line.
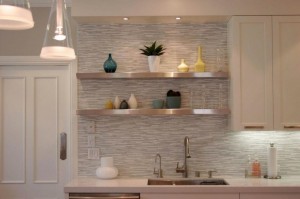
<box><xmin>30</xmin><ymin>0</ymin><xmax>72</xmax><ymax>7</ymax></box>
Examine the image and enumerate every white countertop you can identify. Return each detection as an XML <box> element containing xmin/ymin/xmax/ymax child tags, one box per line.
<box><xmin>64</xmin><ymin>176</ymin><xmax>300</xmax><ymax>193</ymax></box>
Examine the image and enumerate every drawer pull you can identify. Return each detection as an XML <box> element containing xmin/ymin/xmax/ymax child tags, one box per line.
<box><xmin>244</xmin><ymin>126</ymin><xmax>264</xmax><ymax>129</ymax></box>
<box><xmin>284</xmin><ymin>125</ymin><xmax>300</xmax><ymax>129</ymax></box>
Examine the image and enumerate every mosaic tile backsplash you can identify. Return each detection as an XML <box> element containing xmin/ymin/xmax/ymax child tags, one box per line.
<box><xmin>77</xmin><ymin>23</ymin><xmax>300</xmax><ymax>178</ymax></box>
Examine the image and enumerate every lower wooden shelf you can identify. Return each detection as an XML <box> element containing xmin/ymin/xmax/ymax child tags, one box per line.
<box><xmin>76</xmin><ymin>108</ymin><xmax>230</xmax><ymax>116</ymax></box>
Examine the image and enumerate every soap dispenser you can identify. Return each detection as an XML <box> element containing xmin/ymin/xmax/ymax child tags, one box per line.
<box><xmin>251</xmin><ymin>154</ymin><xmax>261</xmax><ymax>177</ymax></box>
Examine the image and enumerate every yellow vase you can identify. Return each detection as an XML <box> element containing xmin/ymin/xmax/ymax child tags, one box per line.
<box><xmin>177</xmin><ymin>59</ymin><xmax>189</xmax><ymax>72</ymax></box>
<box><xmin>194</xmin><ymin>46</ymin><xmax>205</xmax><ymax>72</ymax></box>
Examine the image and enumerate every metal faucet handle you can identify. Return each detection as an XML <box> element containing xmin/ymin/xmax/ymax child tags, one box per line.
<box><xmin>208</xmin><ymin>170</ymin><xmax>217</xmax><ymax>178</ymax></box>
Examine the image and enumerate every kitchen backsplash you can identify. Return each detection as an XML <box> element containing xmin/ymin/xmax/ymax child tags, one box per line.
<box><xmin>77</xmin><ymin>23</ymin><xmax>300</xmax><ymax>178</ymax></box>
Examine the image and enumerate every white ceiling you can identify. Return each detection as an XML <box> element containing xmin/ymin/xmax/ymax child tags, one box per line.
<box><xmin>29</xmin><ymin>0</ymin><xmax>72</xmax><ymax>7</ymax></box>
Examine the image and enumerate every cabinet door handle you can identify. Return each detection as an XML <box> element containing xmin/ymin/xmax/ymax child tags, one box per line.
<box><xmin>284</xmin><ymin>125</ymin><xmax>300</xmax><ymax>129</ymax></box>
<box><xmin>244</xmin><ymin>125</ymin><xmax>264</xmax><ymax>129</ymax></box>
<box><xmin>60</xmin><ymin>132</ymin><xmax>67</xmax><ymax>160</ymax></box>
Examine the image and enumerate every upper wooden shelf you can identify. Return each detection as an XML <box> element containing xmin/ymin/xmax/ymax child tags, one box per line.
<box><xmin>76</xmin><ymin>72</ymin><xmax>229</xmax><ymax>79</ymax></box>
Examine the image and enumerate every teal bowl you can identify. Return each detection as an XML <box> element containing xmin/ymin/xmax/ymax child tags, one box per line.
<box><xmin>152</xmin><ymin>99</ymin><xmax>164</xmax><ymax>109</ymax></box>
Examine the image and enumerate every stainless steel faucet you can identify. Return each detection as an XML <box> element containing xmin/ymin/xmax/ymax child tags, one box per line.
<box><xmin>176</xmin><ymin>136</ymin><xmax>191</xmax><ymax>178</ymax></box>
<box><xmin>153</xmin><ymin>153</ymin><xmax>163</xmax><ymax>178</ymax></box>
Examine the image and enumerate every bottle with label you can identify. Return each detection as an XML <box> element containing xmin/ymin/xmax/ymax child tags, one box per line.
<box><xmin>252</xmin><ymin>154</ymin><xmax>261</xmax><ymax>177</ymax></box>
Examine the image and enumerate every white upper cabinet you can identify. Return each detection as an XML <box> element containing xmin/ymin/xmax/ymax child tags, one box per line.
<box><xmin>229</xmin><ymin>16</ymin><xmax>273</xmax><ymax>131</ymax></box>
<box><xmin>229</xmin><ymin>16</ymin><xmax>300</xmax><ymax>131</ymax></box>
<box><xmin>273</xmin><ymin>16</ymin><xmax>300</xmax><ymax>130</ymax></box>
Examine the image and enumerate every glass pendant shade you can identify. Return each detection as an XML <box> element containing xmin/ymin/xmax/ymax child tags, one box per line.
<box><xmin>40</xmin><ymin>0</ymin><xmax>76</xmax><ymax>60</ymax></box>
<box><xmin>0</xmin><ymin>0</ymin><xmax>34</xmax><ymax>30</ymax></box>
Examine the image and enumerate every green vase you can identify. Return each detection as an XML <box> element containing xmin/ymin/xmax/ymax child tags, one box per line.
<box><xmin>103</xmin><ymin>53</ymin><xmax>117</xmax><ymax>73</ymax></box>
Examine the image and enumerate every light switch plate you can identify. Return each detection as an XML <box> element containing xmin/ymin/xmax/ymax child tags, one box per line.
<box><xmin>87</xmin><ymin>135</ymin><xmax>96</xmax><ymax>147</ymax></box>
<box><xmin>86</xmin><ymin>121</ymin><xmax>96</xmax><ymax>134</ymax></box>
<box><xmin>88</xmin><ymin>148</ymin><xmax>100</xmax><ymax>159</ymax></box>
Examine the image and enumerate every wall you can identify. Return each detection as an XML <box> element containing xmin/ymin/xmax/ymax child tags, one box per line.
<box><xmin>0</xmin><ymin>7</ymin><xmax>77</xmax><ymax>56</ymax></box>
<box><xmin>77</xmin><ymin>23</ymin><xmax>300</xmax><ymax>178</ymax></box>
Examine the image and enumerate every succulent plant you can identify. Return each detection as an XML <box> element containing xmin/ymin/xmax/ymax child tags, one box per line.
<box><xmin>139</xmin><ymin>41</ymin><xmax>166</xmax><ymax>56</ymax></box>
<box><xmin>167</xmin><ymin>90</ymin><xmax>181</xmax><ymax>97</ymax></box>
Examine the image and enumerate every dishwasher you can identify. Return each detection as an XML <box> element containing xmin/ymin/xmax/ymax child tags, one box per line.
<box><xmin>69</xmin><ymin>193</ymin><xmax>140</xmax><ymax>199</ymax></box>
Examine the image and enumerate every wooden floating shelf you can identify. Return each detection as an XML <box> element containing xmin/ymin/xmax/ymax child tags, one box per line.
<box><xmin>76</xmin><ymin>108</ymin><xmax>230</xmax><ymax>116</ymax></box>
<box><xmin>76</xmin><ymin>72</ymin><xmax>229</xmax><ymax>79</ymax></box>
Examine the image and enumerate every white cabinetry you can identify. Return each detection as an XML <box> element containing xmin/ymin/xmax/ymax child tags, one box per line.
<box><xmin>229</xmin><ymin>16</ymin><xmax>273</xmax><ymax>131</ymax></box>
<box><xmin>141</xmin><ymin>193</ymin><xmax>239</xmax><ymax>199</ymax></box>
<box><xmin>273</xmin><ymin>16</ymin><xmax>300</xmax><ymax>130</ymax></box>
<box><xmin>240</xmin><ymin>193</ymin><xmax>300</xmax><ymax>199</ymax></box>
<box><xmin>229</xmin><ymin>16</ymin><xmax>300</xmax><ymax>131</ymax></box>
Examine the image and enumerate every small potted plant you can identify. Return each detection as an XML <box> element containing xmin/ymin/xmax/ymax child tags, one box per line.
<box><xmin>139</xmin><ymin>41</ymin><xmax>166</xmax><ymax>72</ymax></box>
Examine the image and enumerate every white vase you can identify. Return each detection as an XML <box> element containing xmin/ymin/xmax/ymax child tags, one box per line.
<box><xmin>148</xmin><ymin>56</ymin><xmax>160</xmax><ymax>72</ymax></box>
<box><xmin>128</xmin><ymin>93</ymin><xmax>138</xmax><ymax>109</ymax></box>
<box><xmin>113</xmin><ymin>96</ymin><xmax>121</xmax><ymax>109</ymax></box>
<box><xmin>96</xmin><ymin>157</ymin><xmax>118</xmax><ymax>179</ymax></box>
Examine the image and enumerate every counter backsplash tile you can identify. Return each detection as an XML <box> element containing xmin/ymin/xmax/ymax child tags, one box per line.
<box><xmin>77</xmin><ymin>22</ymin><xmax>300</xmax><ymax>178</ymax></box>
<box><xmin>78</xmin><ymin>23</ymin><xmax>227</xmax><ymax>73</ymax></box>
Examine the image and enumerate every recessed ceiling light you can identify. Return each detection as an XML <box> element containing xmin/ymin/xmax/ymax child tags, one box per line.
<box><xmin>123</xmin><ymin>17</ymin><xmax>129</xmax><ymax>21</ymax></box>
<box><xmin>176</xmin><ymin>17</ymin><xmax>181</xmax><ymax>20</ymax></box>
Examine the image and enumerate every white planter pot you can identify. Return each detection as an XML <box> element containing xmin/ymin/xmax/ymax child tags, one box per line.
<box><xmin>148</xmin><ymin>56</ymin><xmax>160</xmax><ymax>72</ymax></box>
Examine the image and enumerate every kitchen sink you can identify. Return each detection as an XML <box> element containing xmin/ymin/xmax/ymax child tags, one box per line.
<box><xmin>147</xmin><ymin>178</ymin><xmax>229</xmax><ymax>185</ymax></box>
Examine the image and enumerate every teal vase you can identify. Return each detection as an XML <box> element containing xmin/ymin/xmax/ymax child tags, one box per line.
<box><xmin>103</xmin><ymin>53</ymin><xmax>117</xmax><ymax>73</ymax></box>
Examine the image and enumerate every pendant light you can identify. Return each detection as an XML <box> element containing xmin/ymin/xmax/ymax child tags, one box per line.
<box><xmin>0</xmin><ymin>0</ymin><xmax>34</xmax><ymax>30</ymax></box>
<box><xmin>40</xmin><ymin>0</ymin><xmax>76</xmax><ymax>60</ymax></box>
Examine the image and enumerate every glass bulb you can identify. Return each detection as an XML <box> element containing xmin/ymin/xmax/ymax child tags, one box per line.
<box><xmin>54</xmin><ymin>26</ymin><xmax>66</xmax><ymax>40</ymax></box>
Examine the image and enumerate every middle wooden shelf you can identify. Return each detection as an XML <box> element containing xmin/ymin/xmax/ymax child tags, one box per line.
<box><xmin>76</xmin><ymin>108</ymin><xmax>230</xmax><ymax>116</ymax></box>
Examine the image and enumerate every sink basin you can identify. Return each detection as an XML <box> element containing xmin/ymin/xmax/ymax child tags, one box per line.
<box><xmin>147</xmin><ymin>178</ymin><xmax>229</xmax><ymax>185</ymax></box>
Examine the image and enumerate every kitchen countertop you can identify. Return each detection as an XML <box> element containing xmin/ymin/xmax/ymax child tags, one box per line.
<box><xmin>64</xmin><ymin>176</ymin><xmax>300</xmax><ymax>193</ymax></box>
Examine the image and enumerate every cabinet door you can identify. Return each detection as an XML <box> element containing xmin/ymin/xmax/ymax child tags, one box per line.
<box><xmin>273</xmin><ymin>16</ymin><xmax>300</xmax><ymax>130</ymax></box>
<box><xmin>141</xmin><ymin>193</ymin><xmax>239</xmax><ymax>199</ymax></box>
<box><xmin>229</xmin><ymin>16</ymin><xmax>273</xmax><ymax>131</ymax></box>
<box><xmin>240</xmin><ymin>193</ymin><xmax>300</xmax><ymax>199</ymax></box>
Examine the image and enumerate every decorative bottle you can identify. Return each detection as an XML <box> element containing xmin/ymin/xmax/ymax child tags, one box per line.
<box><xmin>103</xmin><ymin>53</ymin><xmax>117</xmax><ymax>73</ymax></box>
<box><xmin>119</xmin><ymin>100</ymin><xmax>129</xmax><ymax>109</ymax></box>
<box><xmin>194</xmin><ymin>46</ymin><xmax>205</xmax><ymax>72</ymax></box>
<box><xmin>113</xmin><ymin>96</ymin><xmax>121</xmax><ymax>109</ymax></box>
<box><xmin>128</xmin><ymin>94</ymin><xmax>138</xmax><ymax>109</ymax></box>
<box><xmin>177</xmin><ymin>59</ymin><xmax>189</xmax><ymax>72</ymax></box>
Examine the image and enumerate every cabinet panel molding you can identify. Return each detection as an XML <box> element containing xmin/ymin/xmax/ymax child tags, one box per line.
<box><xmin>0</xmin><ymin>77</ymin><xmax>26</xmax><ymax>183</ymax></box>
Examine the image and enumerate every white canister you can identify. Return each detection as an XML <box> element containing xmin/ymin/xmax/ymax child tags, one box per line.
<box><xmin>267</xmin><ymin>143</ymin><xmax>278</xmax><ymax>178</ymax></box>
<box><xmin>96</xmin><ymin>157</ymin><xmax>118</xmax><ymax>179</ymax></box>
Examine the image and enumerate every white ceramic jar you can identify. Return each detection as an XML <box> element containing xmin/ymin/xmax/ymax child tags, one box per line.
<box><xmin>96</xmin><ymin>157</ymin><xmax>118</xmax><ymax>179</ymax></box>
